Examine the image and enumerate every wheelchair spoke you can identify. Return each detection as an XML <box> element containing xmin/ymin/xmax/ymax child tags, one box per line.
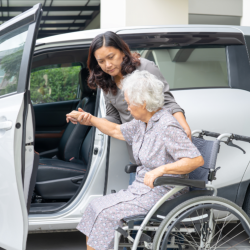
<box><xmin>223</xmin><ymin>237</ymin><xmax>250</xmax><ymax>250</ymax></box>
<box><xmin>193</xmin><ymin>210</ymin><xmax>202</xmax><ymax>239</ymax></box>
<box><xmin>210</xmin><ymin>222</ymin><xmax>241</xmax><ymax>248</ymax></box>
<box><xmin>212</xmin><ymin>229</ymin><xmax>246</xmax><ymax>249</ymax></box>
<box><xmin>209</xmin><ymin>216</ymin><xmax>235</xmax><ymax>243</ymax></box>
<box><xmin>181</xmin><ymin>222</ymin><xmax>200</xmax><ymax>247</ymax></box>
<box><xmin>188</xmin><ymin>217</ymin><xmax>201</xmax><ymax>239</ymax></box>
<box><xmin>172</xmin><ymin>239</ymin><xmax>198</xmax><ymax>249</ymax></box>
<box><xmin>173</xmin><ymin>226</ymin><xmax>199</xmax><ymax>248</ymax></box>
<box><xmin>212</xmin><ymin>211</ymin><xmax>230</xmax><ymax>249</ymax></box>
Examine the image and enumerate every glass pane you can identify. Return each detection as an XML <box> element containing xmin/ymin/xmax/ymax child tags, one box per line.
<box><xmin>0</xmin><ymin>24</ymin><xmax>29</xmax><ymax>97</ymax></box>
<box><xmin>133</xmin><ymin>47</ymin><xmax>229</xmax><ymax>89</ymax></box>
<box><xmin>30</xmin><ymin>63</ymin><xmax>81</xmax><ymax>104</ymax></box>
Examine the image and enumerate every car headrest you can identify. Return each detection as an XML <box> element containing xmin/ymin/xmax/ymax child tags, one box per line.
<box><xmin>79</xmin><ymin>68</ymin><xmax>96</xmax><ymax>97</ymax></box>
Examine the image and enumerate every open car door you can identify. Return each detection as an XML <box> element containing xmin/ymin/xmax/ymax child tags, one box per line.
<box><xmin>0</xmin><ymin>4</ymin><xmax>42</xmax><ymax>250</ymax></box>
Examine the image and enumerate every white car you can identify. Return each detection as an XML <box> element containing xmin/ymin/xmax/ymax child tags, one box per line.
<box><xmin>1</xmin><ymin>4</ymin><xmax>250</xmax><ymax>250</ymax></box>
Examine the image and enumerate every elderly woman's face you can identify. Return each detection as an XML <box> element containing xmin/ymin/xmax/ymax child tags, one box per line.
<box><xmin>124</xmin><ymin>92</ymin><xmax>147</xmax><ymax>121</ymax></box>
<box><xmin>94</xmin><ymin>46</ymin><xmax>125</xmax><ymax>77</ymax></box>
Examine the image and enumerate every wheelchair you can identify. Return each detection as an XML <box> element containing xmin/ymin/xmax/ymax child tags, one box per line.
<box><xmin>113</xmin><ymin>130</ymin><xmax>250</xmax><ymax>250</ymax></box>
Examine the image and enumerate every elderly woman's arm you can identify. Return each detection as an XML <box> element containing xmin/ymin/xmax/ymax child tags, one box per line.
<box><xmin>144</xmin><ymin>156</ymin><xmax>204</xmax><ymax>188</ymax></box>
<box><xmin>66</xmin><ymin>110</ymin><xmax>125</xmax><ymax>141</ymax></box>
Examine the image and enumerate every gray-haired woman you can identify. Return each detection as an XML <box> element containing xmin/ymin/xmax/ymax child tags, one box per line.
<box><xmin>66</xmin><ymin>70</ymin><xmax>204</xmax><ymax>250</ymax></box>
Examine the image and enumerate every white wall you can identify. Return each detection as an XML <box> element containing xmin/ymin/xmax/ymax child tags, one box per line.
<box><xmin>101</xmin><ymin>0</ymin><xmax>188</xmax><ymax>29</ymax></box>
<box><xmin>98</xmin><ymin>0</ymin><xmax>249</xmax><ymax>31</ymax></box>
<box><xmin>189</xmin><ymin>0</ymin><xmax>243</xmax><ymax>25</ymax></box>
<box><xmin>241</xmin><ymin>0</ymin><xmax>250</xmax><ymax>26</ymax></box>
<box><xmin>189</xmin><ymin>0</ymin><xmax>242</xmax><ymax>16</ymax></box>
<box><xmin>100</xmin><ymin>0</ymin><xmax>126</xmax><ymax>28</ymax></box>
<box><xmin>125</xmin><ymin>0</ymin><xmax>188</xmax><ymax>26</ymax></box>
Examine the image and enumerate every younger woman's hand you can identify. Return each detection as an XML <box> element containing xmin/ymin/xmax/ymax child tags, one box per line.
<box><xmin>66</xmin><ymin>110</ymin><xmax>81</xmax><ymax>120</ymax></box>
<box><xmin>144</xmin><ymin>166</ymin><xmax>165</xmax><ymax>189</ymax></box>
<box><xmin>185</xmin><ymin>128</ymin><xmax>192</xmax><ymax>140</ymax></box>
<box><xmin>73</xmin><ymin>108</ymin><xmax>92</xmax><ymax>126</ymax></box>
<box><xmin>66</xmin><ymin>108</ymin><xmax>89</xmax><ymax>125</ymax></box>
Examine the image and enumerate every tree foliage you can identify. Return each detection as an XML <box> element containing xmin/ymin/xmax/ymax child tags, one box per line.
<box><xmin>0</xmin><ymin>48</ymin><xmax>23</xmax><ymax>96</ymax></box>
<box><xmin>0</xmin><ymin>46</ymin><xmax>81</xmax><ymax>101</ymax></box>
<box><xmin>30</xmin><ymin>65</ymin><xmax>81</xmax><ymax>104</ymax></box>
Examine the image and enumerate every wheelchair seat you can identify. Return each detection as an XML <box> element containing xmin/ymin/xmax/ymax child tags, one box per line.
<box><xmin>123</xmin><ymin>189</ymin><xmax>213</xmax><ymax>225</ymax></box>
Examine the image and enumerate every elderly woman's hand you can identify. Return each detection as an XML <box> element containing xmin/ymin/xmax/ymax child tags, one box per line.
<box><xmin>67</xmin><ymin>117</ymin><xmax>78</xmax><ymax>125</ymax></box>
<box><xmin>66</xmin><ymin>108</ymin><xmax>93</xmax><ymax>126</ymax></box>
<box><xmin>66</xmin><ymin>108</ymin><xmax>92</xmax><ymax>126</ymax></box>
<box><xmin>144</xmin><ymin>166</ymin><xmax>165</xmax><ymax>189</ymax></box>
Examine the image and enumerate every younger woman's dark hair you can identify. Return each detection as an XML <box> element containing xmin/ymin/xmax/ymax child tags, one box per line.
<box><xmin>87</xmin><ymin>31</ymin><xmax>140</xmax><ymax>95</ymax></box>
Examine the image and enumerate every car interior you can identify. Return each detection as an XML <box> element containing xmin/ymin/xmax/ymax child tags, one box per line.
<box><xmin>29</xmin><ymin>48</ymin><xmax>97</xmax><ymax>214</ymax></box>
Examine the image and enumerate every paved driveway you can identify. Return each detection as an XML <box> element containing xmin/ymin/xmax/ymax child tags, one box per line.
<box><xmin>25</xmin><ymin>224</ymin><xmax>250</xmax><ymax>250</ymax></box>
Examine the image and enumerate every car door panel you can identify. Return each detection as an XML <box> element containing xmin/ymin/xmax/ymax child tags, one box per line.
<box><xmin>0</xmin><ymin>4</ymin><xmax>42</xmax><ymax>250</ymax></box>
<box><xmin>0</xmin><ymin>94</ymin><xmax>27</xmax><ymax>250</ymax></box>
<box><xmin>173</xmin><ymin>88</ymin><xmax>250</xmax><ymax>202</ymax></box>
<box><xmin>33</xmin><ymin>99</ymin><xmax>79</xmax><ymax>152</ymax></box>
<box><xmin>105</xmin><ymin>137</ymin><xmax>130</xmax><ymax>195</ymax></box>
<box><xmin>34</xmin><ymin>100</ymin><xmax>79</xmax><ymax>129</ymax></box>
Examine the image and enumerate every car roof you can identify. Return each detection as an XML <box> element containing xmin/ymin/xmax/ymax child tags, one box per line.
<box><xmin>35</xmin><ymin>24</ymin><xmax>250</xmax><ymax>51</ymax></box>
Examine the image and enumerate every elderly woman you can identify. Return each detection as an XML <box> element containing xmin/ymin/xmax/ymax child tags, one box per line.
<box><xmin>66</xmin><ymin>70</ymin><xmax>204</xmax><ymax>250</ymax></box>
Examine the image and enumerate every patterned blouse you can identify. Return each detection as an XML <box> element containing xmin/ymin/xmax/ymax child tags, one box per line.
<box><xmin>120</xmin><ymin>107</ymin><xmax>201</xmax><ymax>195</ymax></box>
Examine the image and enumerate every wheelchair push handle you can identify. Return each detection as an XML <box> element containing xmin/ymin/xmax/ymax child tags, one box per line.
<box><xmin>194</xmin><ymin>129</ymin><xmax>250</xmax><ymax>143</ymax></box>
<box><xmin>193</xmin><ymin>129</ymin><xmax>250</xmax><ymax>154</ymax></box>
<box><xmin>232</xmin><ymin>134</ymin><xmax>250</xmax><ymax>143</ymax></box>
<box><xmin>202</xmin><ymin>130</ymin><xmax>221</xmax><ymax>138</ymax></box>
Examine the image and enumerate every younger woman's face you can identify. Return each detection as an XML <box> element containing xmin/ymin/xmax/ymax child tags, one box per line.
<box><xmin>94</xmin><ymin>46</ymin><xmax>125</xmax><ymax>77</ymax></box>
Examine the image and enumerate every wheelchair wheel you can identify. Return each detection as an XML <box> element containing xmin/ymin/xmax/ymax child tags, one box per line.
<box><xmin>153</xmin><ymin>196</ymin><xmax>250</xmax><ymax>250</ymax></box>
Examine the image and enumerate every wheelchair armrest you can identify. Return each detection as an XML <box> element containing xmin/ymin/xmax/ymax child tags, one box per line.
<box><xmin>125</xmin><ymin>164</ymin><xmax>139</xmax><ymax>173</ymax></box>
<box><xmin>153</xmin><ymin>176</ymin><xmax>206</xmax><ymax>189</ymax></box>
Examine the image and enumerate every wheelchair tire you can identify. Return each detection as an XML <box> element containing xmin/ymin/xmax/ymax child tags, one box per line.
<box><xmin>242</xmin><ymin>186</ymin><xmax>250</xmax><ymax>217</ymax></box>
<box><xmin>152</xmin><ymin>196</ymin><xmax>250</xmax><ymax>250</ymax></box>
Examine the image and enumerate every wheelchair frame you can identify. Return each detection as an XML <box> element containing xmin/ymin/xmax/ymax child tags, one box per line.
<box><xmin>113</xmin><ymin>130</ymin><xmax>250</xmax><ymax>250</ymax></box>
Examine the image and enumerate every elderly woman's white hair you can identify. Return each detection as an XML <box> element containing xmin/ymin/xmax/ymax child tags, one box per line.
<box><xmin>122</xmin><ymin>70</ymin><xmax>164</xmax><ymax>112</ymax></box>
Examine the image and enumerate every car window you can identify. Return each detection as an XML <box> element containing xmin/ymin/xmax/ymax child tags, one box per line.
<box><xmin>0</xmin><ymin>24</ymin><xmax>29</xmax><ymax>97</ymax></box>
<box><xmin>133</xmin><ymin>47</ymin><xmax>229</xmax><ymax>90</ymax></box>
<box><xmin>30</xmin><ymin>63</ymin><xmax>82</xmax><ymax>104</ymax></box>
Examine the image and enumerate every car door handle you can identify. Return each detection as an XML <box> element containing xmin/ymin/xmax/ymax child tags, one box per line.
<box><xmin>0</xmin><ymin>121</ymin><xmax>12</xmax><ymax>130</ymax></box>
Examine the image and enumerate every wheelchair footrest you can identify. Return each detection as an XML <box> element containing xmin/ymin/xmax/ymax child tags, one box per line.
<box><xmin>115</xmin><ymin>226</ymin><xmax>134</xmax><ymax>242</ymax></box>
<box><xmin>140</xmin><ymin>233</ymin><xmax>152</xmax><ymax>243</ymax></box>
<box><xmin>115</xmin><ymin>226</ymin><xmax>152</xmax><ymax>246</ymax></box>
